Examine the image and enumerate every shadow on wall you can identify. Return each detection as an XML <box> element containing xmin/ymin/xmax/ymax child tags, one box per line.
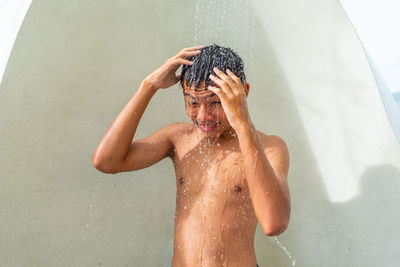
<box><xmin>248</xmin><ymin>2</ymin><xmax>400</xmax><ymax>266</ymax></box>
<box><xmin>210</xmin><ymin>3</ymin><xmax>332</xmax><ymax>266</ymax></box>
<box><xmin>272</xmin><ymin>164</ymin><xmax>400</xmax><ymax>267</ymax></box>
<box><xmin>332</xmin><ymin>164</ymin><xmax>400</xmax><ymax>266</ymax></box>
<box><xmin>1</xmin><ymin>0</ymin><xmax>384</xmax><ymax>266</ymax></box>
<box><xmin>185</xmin><ymin>0</ymin><xmax>330</xmax><ymax>265</ymax></box>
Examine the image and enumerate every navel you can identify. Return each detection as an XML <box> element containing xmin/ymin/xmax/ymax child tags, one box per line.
<box><xmin>179</xmin><ymin>177</ymin><xmax>185</xmax><ymax>185</ymax></box>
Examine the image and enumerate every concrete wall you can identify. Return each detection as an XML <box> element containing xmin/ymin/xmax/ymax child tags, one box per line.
<box><xmin>1</xmin><ymin>0</ymin><xmax>399</xmax><ymax>266</ymax></box>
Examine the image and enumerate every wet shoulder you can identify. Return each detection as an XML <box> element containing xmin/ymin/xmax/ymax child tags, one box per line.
<box><xmin>256</xmin><ymin>130</ymin><xmax>289</xmax><ymax>156</ymax></box>
<box><xmin>165</xmin><ymin>122</ymin><xmax>194</xmax><ymax>140</ymax></box>
<box><xmin>164</xmin><ymin>122</ymin><xmax>195</xmax><ymax>152</ymax></box>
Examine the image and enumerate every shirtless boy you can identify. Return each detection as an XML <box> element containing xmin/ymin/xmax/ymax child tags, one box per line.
<box><xmin>92</xmin><ymin>44</ymin><xmax>291</xmax><ymax>267</ymax></box>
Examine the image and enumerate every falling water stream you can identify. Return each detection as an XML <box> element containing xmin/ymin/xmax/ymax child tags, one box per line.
<box><xmin>192</xmin><ymin>0</ymin><xmax>296</xmax><ymax>266</ymax></box>
<box><xmin>268</xmin><ymin>237</ymin><xmax>296</xmax><ymax>266</ymax></box>
<box><xmin>82</xmin><ymin>181</ymin><xmax>100</xmax><ymax>241</ymax></box>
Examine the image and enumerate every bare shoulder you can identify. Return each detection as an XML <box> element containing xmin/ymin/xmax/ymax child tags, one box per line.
<box><xmin>154</xmin><ymin>122</ymin><xmax>190</xmax><ymax>136</ymax></box>
<box><xmin>164</xmin><ymin>122</ymin><xmax>193</xmax><ymax>140</ymax></box>
<box><xmin>136</xmin><ymin>122</ymin><xmax>190</xmax><ymax>154</ymax></box>
<box><xmin>162</xmin><ymin>122</ymin><xmax>195</xmax><ymax>150</ymax></box>
<box><xmin>256</xmin><ymin>130</ymin><xmax>289</xmax><ymax>162</ymax></box>
<box><xmin>257</xmin><ymin>130</ymin><xmax>290</xmax><ymax>185</ymax></box>
<box><xmin>256</xmin><ymin>130</ymin><xmax>288</xmax><ymax>150</ymax></box>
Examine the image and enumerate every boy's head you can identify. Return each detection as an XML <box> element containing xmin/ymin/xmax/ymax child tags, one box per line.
<box><xmin>180</xmin><ymin>44</ymin><xmax>249</xmax><ymax>138</ymax></box>
<box><xmin>180</xmin><ymin>44</ymin><xmax>246</xmax><ymax>89</ymax></box>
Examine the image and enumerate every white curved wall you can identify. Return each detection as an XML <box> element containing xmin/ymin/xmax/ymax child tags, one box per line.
<box><xmin>1</xmin><ymin>0</ymin><xmax>399</xmax><ymax>266</ymax></box>
<box><xmin>0</xmin><ymin>0</ymin><xmax>32</xmax><ymax>84</ymax></box>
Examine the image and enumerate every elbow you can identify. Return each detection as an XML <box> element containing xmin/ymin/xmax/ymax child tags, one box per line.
<box><xmin>262</xmin><ymin>220</ymin><xmax>289</xmax><ymax>237</ymax></box>
<box><xmin>263</xmin><ymin>200</ymin><xmax>291</xmax><ymax>236</ymax></box>
<box><xmin>92</xmin><ymin>154</ymin><xmax>120</xmax><ymax>174</ymax></box>
<box><xmin>93</xmin><ymin>163</ymin><xmax>119</xmax><ymax>174</ymax></box>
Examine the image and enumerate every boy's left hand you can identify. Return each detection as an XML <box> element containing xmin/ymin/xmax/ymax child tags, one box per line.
<box><xmin>208</xmin><ymin>67</ymin><xmax>252</xmax><ymax>131</ymax></box>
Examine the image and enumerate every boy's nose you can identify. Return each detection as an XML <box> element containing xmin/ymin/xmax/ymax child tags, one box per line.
<box><xmin>196</xmin><ymin>104</ymin><xmax>213</xmax><ymax>122</ymax></box>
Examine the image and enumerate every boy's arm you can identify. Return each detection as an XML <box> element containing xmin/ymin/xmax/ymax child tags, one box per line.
<box><xmin>208</xmin><ymin>67</ymin><xmax>291</xmax><ymax>236</ymax></box>
<box><xmin>92</xmin><ymin>46</ymin><xmax>203</xmax><ymax>174</ymax></box>
<box><xmin>92</xmin><ymin>80</ymin><xmax>164</xmax><ymax>173</ymax></box>
<box><xmin>237</xmin><ymin>128</ymin><xmax>291</xmax><ymax>236</ymax></box>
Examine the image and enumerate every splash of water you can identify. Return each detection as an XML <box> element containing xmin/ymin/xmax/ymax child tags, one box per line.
<box><xmin>268</xmin><ymin>236</ymin><xmax>296</xmax><ymax>266</ymax></box>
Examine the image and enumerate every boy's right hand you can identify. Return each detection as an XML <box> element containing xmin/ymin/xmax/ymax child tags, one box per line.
<box><xmin>145</xmin><ymin>46</ymin><xmax>203</xmax><ymax>90</ymax></box>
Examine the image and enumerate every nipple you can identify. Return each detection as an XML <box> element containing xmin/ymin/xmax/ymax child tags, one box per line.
<box><xmin>234</xmin><ymin>185</ymin><xmax>242</xmax><ymax>193</ymax></box>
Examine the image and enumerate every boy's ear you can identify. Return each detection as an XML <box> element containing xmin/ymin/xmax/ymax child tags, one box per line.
<box><xmin>244</xmin><ymin>82</ymin><xmax>250</xmax><ymax>97</ymax></box>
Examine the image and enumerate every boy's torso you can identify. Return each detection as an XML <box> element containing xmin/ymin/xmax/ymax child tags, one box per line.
<box><xmin>169</xmin><ymin>123</ymin><xmax>263</xmax><ymax>267</ymax></box>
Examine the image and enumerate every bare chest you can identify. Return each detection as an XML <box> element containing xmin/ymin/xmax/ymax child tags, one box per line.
<box><xmin>171</xmin><ymin>136</ymin><xmax>252</xmax><ymax>207</ymax></box>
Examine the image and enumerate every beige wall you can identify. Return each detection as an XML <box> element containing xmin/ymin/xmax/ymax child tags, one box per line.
<box><xmin>1</xmin><ymin>0</ymin><xmax>400</xmax><ymax>266</ymax></box>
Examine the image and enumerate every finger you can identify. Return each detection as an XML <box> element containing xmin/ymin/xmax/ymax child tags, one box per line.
<box><xmin>175</xmin><ymin>50</ymin><xmax>201</xmax><ymax>59</ymax></box>
<box><xmin>175</xmin><ymin>73</ymin><xmax>181</xmax><ymax>82</ymax></box>
<box><xmin>175</xmin><ymin>58</ymin><xmax>194</xmax><ymax>66</ymax></box>
<box><xmin>183</xmin><ymin>45</ymin><xmax>204</xmax><ymax>51</ymax></box>
<box><xmin>177</xmin><ymin>46</ymin><xmax>204</xmax><ymax>56</ymax></box>
<box><xmin>209</xmin><ymin>74</ymin><xmax>233</xmax><ymax>96</ymax></box>
<box><xmin>213</xmin><ymin>67</ymin><xmax>235</xmax><ymax>89</ymax></box>
<box><xmin>226</xmin><ymin>69</ymin><xmax>245</xmax><ymax>95</ymax></box>
<box><xmin>207</xmin><ymin>85</ymin><xmax>228</xmax><ymax>102</ymax></box>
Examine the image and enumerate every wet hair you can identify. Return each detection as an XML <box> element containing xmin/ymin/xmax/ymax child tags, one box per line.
<box><xmin>180</xmin><ymin>44</ymin><xmax>246</xmax><ymax>90</ymax></box>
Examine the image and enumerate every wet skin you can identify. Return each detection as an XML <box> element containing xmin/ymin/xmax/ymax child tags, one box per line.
<box><xmin>169</xmin><ymin>82</ymin><xmax>286</xmax><ymax>266</ymax></box>
<box><xmin>93</xmin><ymin>47</ymin><xmax>290</xmax><ymax>267</ymax></box>
<box><xmin>170</xmin><ymin>82</ymin><xmax>258</xmax><ymax>266</ymax></box>
<box><xmin>170</xmin><ymin>122</ymin><xmax>259</xmax><ymax>267</ymax></box>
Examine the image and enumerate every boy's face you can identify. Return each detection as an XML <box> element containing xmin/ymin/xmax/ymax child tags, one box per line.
<box><xmin>182</xmin><ymin>80</ymin><xmax>232</xmax><ymax>138</ymax></box>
